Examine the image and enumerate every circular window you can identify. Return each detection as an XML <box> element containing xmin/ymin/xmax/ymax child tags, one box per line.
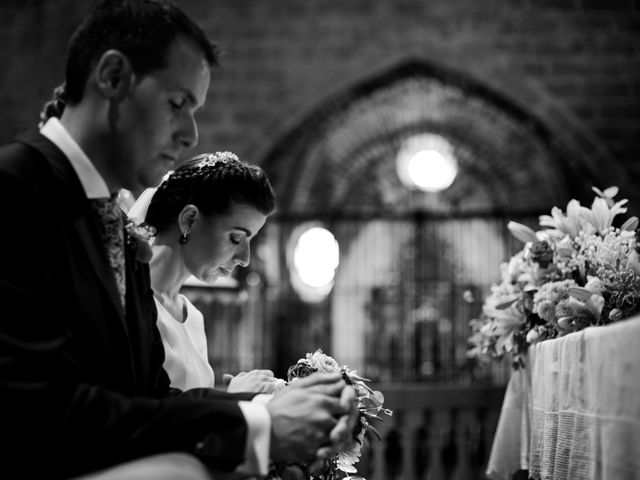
<box><xmin>396</xmin><ymin>133</ymin><xmax>458</xmax><ymax>192</ymax></box>
<box><xmin>288</xmin><ymin>224</ymin><xmax>339</xmax><ymax>302</ymax></box>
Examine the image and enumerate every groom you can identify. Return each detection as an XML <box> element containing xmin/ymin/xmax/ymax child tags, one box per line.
<box><xmin>0</xmin><ymin>1</ymin><xmax>355</xmax><ymax>479</ymax></box>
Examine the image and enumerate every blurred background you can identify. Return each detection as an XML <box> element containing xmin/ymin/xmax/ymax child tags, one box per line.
<box><xmin>2</xmin><ymin>1</ymin><xmax>639</xmax><ymax>478</ymax></box>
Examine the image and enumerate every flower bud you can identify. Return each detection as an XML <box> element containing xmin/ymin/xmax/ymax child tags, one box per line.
<box><xmin>621</xmin><ymin>216</ymin><xmax>638</xmax><ymax>232</ymax></box>
<box><xmin>507</xmin><ymin>221</ymin><xmax>538</xmax><ymax>244</ymax></box>
<box><xmin>608</xmin><ymin>308</ymin><xmax>623</xmax><ymax>322</ymax></box>
<box><xmin>557</xmin><ymin>316</ymin><xmax>573</xmax><ymax>331</ymax></box>
<box><xmin>526</xmin><ymin>329</ymin><xmax>540</xmax><ymax>343</ymax></box>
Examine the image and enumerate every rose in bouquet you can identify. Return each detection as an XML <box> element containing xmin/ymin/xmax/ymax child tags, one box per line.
<box><xmin>268</xmin><ymin>349</ymin><xmax>392</xmax><ymax>480</ymax></box>
<box><xmin>468</xmin><ymin>186</ymin><xmax>640</xmax><ymax>368</ymax></box>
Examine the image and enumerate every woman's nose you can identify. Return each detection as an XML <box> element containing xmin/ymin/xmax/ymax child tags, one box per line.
<box><xmin>234</xmin><ymin>243</ymin><xmax>250</xmax><ymax>267</ymax></box>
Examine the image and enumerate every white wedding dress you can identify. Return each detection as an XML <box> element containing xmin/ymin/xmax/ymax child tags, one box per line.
<box><xmin>128</xmin><ymin>187</ymin><xmax>215</xmax><ymax>391</ymax></box>
<box><xmin>154</xmin><ymin>294</ymin><xmax>215</xmax><ymax>390</ymax></box>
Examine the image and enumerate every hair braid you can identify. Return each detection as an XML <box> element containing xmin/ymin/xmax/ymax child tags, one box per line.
<box><xmin>146</xmin><ymin>152</ymin><xmax>275</xmax><ymax>233</ymax></box>
<box><xmin>38</xmin><ymin>83</ymin><xmax>67</xmax><ymax>128</ymax></box>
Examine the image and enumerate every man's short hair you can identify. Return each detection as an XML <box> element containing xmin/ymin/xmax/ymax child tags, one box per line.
<box><xmin>65</xmin><ymin>0</ymin><xmax>219</xmax><ymax>105</ymax></box>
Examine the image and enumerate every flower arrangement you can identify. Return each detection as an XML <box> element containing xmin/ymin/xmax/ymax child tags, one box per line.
<box><xmin>467</xmin><ymin>186</ymin><xmax>640</xmax><ymax>368</ymax></box>
<box><xmin>269</xmin><ymin>349</ymin><xmax>392</xmax><ymax>480</ymax></box>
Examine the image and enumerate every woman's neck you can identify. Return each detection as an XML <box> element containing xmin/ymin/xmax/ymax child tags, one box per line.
<box><xmin>149</xmin><ymin>241</ymin><xmax>190</xmax><ymax>305</ymax></box>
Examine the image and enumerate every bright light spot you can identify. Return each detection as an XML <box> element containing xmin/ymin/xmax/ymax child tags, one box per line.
<box><xmin>396</xmin><ymin>134</ymin><xmax>458</xmax><ymax>192</ymax></box>
<box><xmin>245</xmin><ymin>271</ymin><xmax>261</xmax><ymax>287</ymax></box>
<box><xmin>407</xmin><ymin>149</ymin><xmax>457</xmax><ymax>191</ymax></box>
<box><xmin>288</xmin><ymin>223</ymin><xmax>340</xmax><ymax>302</ymax></box>
<box><xmin>294</xmin><ymin>227</ymin><xmax>339</xmax><ymax>287</ymax></box>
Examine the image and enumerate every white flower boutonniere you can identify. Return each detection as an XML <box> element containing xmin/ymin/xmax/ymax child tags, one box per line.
<box><xmin>125</xmin><ymin>220</ymin><xmax>156</xmax><ymax>264</ymax></box>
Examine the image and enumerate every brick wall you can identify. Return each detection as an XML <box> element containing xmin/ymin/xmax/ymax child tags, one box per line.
<box><xmin>1</xmin><ymin>0</ymin><xmax>638</xmax><ymax>206</ymax></box>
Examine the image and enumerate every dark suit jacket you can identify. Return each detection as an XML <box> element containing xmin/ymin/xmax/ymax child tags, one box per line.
<box><xmin>0</xmin><ymin>131</ymin><xmax>255</xmax><ymax>479</ymax></box>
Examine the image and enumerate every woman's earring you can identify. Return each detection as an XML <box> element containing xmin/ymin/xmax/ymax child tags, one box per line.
<box><xmin>179</xmin><ymin>232</ymin><xmax>189</xmax><ymax>245</ymax></box>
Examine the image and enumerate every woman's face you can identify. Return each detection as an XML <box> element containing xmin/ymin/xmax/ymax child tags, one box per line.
<box><xmin>184</xmin><ymin>202</ymin><xmax>268</xmax><ymax>284</ymax></box>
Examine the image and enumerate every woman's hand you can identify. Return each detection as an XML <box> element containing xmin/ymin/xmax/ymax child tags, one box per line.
<box><xmin>223</xmin><ymin>369</ymin><xmax>286</xmax><ymax>393</ymax></box>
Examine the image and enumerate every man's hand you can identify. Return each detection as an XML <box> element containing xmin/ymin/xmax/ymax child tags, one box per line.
<box><xmin>312</xmin><ymin>382</ymin><xmax>358</xmax><ymax>467</ymax></box>
<box><xmin>266</xmin><ymin>372</ymin><xmax>350</xmax><ymax>464</ymax></box>
<box><xmin>331</xmin><ymin>382</ymin><xmax>359</xmax><ymax>450</ymax></box>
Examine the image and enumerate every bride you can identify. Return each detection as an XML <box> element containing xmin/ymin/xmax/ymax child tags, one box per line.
<box><xmin>129</xmin><ymin>151</ymin><xmax>282</xmax><ymax>393</ymax></box>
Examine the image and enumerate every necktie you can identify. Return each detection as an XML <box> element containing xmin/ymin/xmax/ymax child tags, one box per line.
<box><xmin>91</xmin><ymin>195</ymin><xmax>126</xmax><ymax>310</ymax></box>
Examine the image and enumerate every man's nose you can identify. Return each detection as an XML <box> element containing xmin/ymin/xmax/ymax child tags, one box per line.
<box><xmin>178</xmin><ymin>114</ymin><xmax>198</xmax><ymax>149</ymax></box>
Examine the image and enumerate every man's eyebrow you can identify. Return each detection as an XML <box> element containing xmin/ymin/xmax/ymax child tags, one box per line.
<box><xmin>181</xmin><ymin>89</ymin><xmax>203</xmax><ymax>110</ymax></box>
<box><xmin>185</xmin><ymin>91</ymin><xmax>198</xmax><ymax>106</ymax></box>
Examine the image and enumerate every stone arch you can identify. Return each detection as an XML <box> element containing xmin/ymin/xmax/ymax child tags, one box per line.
<box><xmin>259</xmin><ymin>57</ymin><xmax>630</xmax><ymax>215</ymax></box>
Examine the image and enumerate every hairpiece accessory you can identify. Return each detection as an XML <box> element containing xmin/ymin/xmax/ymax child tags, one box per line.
<box><xmin>179</xmin><ymin>232</ymin><xmax>189</xmax><ymax>244</ymax></box>
<box><xmin>197</xmin><ymin>151</ymin><xmax>239</xmax><ymax>170</ymax></box>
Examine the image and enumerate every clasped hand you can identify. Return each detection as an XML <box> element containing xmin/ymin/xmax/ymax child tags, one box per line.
<box><xmin>266</xmin><ymin>372</ymin><xmax>358</xmax><ymax>465</ymax></box>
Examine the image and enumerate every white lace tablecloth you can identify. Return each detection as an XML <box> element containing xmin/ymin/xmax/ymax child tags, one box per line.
<box><xmin>487</xmin><ymin>315</ymin><xmax>640</xmax><ymax>480</ymax></box>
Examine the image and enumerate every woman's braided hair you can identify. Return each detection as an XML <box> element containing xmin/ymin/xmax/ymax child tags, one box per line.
<box><xmin>38</xmin><ymin>83</ymin><xmax>67</xmax><ymax>128</ymax></box>
<box><xmin>146</xmin><ymin>152</ymin><xmax>275</xmax><ymax>233</ymax></box>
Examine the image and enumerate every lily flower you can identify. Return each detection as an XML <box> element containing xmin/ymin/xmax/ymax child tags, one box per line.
<box><xmin>592</xmin><ymin>186</ymin><xmax>619</xmax><ymax>207</ymax></box>
<box><xmin>482</xmin><ymin>301</ymin><xmax>525</xmax><ymax>336</ymax></box>
<box><xmin>580</xmin><ymin>196</ymin><xmax>628</xmax><ymax>234</ymax></box>
<box><xmin>539</xmin><ymin>199</ymin><xmax>584</xmax><ymax>239</ymax></box>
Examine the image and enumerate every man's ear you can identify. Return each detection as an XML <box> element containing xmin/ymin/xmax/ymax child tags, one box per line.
<box><xmin>94</xmin><ymin>49</ymin><xmax>135</xmax><ymax>100</ymax></box>
<box><xmin>178</xmin><ymin>204</ymin><xmax>201</xmax><ymax>235</ymax></box>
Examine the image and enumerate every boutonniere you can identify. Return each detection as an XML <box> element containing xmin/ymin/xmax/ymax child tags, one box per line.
<box><xmin>125</xmin><ymin>220</ymin><xmax>156</xmax><ymax>264</ymax></box>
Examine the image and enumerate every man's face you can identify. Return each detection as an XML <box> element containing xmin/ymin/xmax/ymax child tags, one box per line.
<box><xmin>111</xmin><ymin>36</ymin><xmax>211</xmax><ymax>192</ymax></box>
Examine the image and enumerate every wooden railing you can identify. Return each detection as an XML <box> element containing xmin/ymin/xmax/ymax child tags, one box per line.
<box><xmin>357</xmin><ymin>384</ymin><xmax>505</xmax><ymax>480</ymax></box>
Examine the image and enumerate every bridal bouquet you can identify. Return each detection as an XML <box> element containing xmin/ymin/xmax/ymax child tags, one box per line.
<box><xmin>467</xmin><ymin>186</ymin><xmax>640</xmax><ymax>369</ymax></box>
<box><xmin>268</xmin><ymin>349</ymin><xmax>392</xmax><ymax>480</ymax></box>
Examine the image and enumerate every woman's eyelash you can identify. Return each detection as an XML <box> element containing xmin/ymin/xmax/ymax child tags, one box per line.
<box><xmin>170</xmin><ymin>99</ymin><xmax>185</xmax><ymax>110</ymax></box>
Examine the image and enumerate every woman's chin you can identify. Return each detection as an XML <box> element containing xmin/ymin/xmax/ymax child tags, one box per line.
<box><xmin>200</xmin><ymin>271</ymin><xmax>221</xmax><ymax>285</ymax></box>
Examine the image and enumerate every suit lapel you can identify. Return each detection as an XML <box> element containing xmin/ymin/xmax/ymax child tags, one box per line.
<box><xmin>17</xmin><ymin>131</ymin><xmax>128</xmax><ymax>326</ymax></box>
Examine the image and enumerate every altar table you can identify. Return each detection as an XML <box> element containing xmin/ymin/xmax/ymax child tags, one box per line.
<box><xmin>486</xmin><ymin>316</ymin><xmax>640</xmax><ymax>480</ymax></box>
